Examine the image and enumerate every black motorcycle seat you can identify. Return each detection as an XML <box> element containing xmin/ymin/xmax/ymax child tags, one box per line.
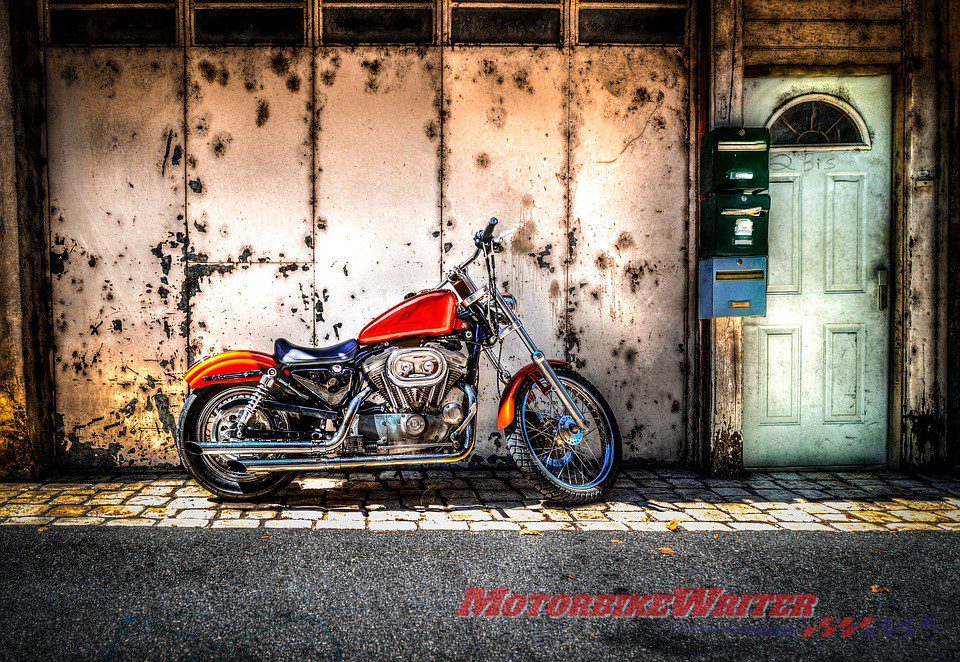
<box><xmin>274</xmin><ymin>337</ymin><xmax>359</xmax><ymax>364</ymax></box>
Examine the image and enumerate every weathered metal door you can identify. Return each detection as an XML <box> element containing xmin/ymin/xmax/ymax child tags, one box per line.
<box><xmin>742</xmin><ymin>76</ymin><xmax>892</xmax><ymax>467</ymax></box>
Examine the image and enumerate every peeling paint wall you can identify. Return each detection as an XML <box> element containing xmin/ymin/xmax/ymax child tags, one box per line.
<box><xmin>47</xmin><ymin>49</ymin><xmax>186</xmax><ymax>467</ymax></box>
<box><xmin>568</xmin><ymin>48</ymin><xmax>689</xmax><ymax>459</ymax></box>
<box><xmin>186</xmin><ymin>47</ymin><xmax>314</xmax><ymax>361</ymax></box>
<box><xmin>46</xmin><ymin>39</ymin><xmax>692</xmax><ymax>468</ymax></box>
<box><xmin>315</xmin><ymin>47</ymin><xmax>442</xmax><ymax>343</ymax></box>
<box><xmin>444</xmin><ymin>47</ymin><xmax>568</xmax><ymax>463</ymax></box>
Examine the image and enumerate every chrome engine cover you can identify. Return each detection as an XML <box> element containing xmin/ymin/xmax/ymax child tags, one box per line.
<box><xmin>361</xmin><ymin>341</ymin><xmax>468</xmax><ymax>413</ymax></box>
<box><xmin>387</xmin><ymin>347</ymin><xmax>446</xmax><ymax>387</ymax></box>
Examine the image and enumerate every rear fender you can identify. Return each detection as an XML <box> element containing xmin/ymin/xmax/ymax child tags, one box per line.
<box><xmin>496</xmin><ymin>360</ymin><xmax>569</xmax><ymax>430</ymax></box>
<box><xmin>184</xmin><ymin>351</ymin><xmax>277</xmax><ymax>390</ymax></box>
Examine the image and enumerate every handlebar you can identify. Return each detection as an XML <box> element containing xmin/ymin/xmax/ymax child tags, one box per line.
<box><xmin>481</xmin><ymin>217</ymin><xmax>499</xmax><ymax>243</ymax></box>
<box><xmin>444</xmin><ymin>217</ymin><xmax>499</xmax><ymax>281</ymax></box>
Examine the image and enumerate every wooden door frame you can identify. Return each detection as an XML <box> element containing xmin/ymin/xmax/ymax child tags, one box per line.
<box><xmin>699</xmin><ymin>0</ymin><xmax>950</xmax><ymax>474</ymax></box>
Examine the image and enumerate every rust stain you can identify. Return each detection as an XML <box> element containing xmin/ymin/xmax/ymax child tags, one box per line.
<box><xmin>210</xmin><ymin>132</ymin><xmax>233</xmax><ymax>157</ymax></box>
<box><xmin>361</xmin><ymin>58</ymin><xmax>383</xmax><ymax>93</ymax></box>
<box><xmin>198</xmin><ymin>59</ymin><xmax>229</xmax><ymax>87</ymax></box>
<box><xmin>510</xmin><ymin>220</ymin><xmax>536</xmax><ymax>254</ymax></box>
<box><xmin>255</xmin><ymin>99</ymin><xmax>270</xmax><ymax>127</ymax></box>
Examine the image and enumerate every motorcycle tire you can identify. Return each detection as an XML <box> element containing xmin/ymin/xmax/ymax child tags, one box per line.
<box><xmin>176</xmin><ymin>384</ymin><xmax>297</xmax><ymax>501</ymax></box>
<box><xmin>505</xmin><ymin>366</ymin><xmax>621</xmax><ymax>505</ymax></box>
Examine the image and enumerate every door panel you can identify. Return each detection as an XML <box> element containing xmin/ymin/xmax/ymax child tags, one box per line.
<box><xmin>743</xmin><ymin>75</ymin><xmax>891</xmax><ymax>468</ymax></box>
<box><xmin>314</xmin><ymin>48</ymin><xmax>441</xmax><ymax>344</ymax></box>
<box><xmin>47</xmin><ymin>48</ymin><xmax>186</xmax><ymax>467</ymax></box>
<box><xmin>766</xmin><ymin>174</ymin><xmax>802</xmax><ymax>294</ymax></box>
<box><xmin>757</xmin><ymin>326</ymin><xmax>801</xmax><ymax>425</ymax></box>
<box><xmin>568</xmin><ymin>48</ymin><xmax>690</xmax><ymax>459</ymax></box>
<box><xmin>824</xmin><ymin>173</ymin><xmax>866</xmax><ymax>292</ymax></box>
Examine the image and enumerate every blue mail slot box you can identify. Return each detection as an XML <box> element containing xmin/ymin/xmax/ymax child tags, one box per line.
<box><xmin>698</xmin><ymin>256</ymin><xmax>767</xmax><ymax>319</ymax></box>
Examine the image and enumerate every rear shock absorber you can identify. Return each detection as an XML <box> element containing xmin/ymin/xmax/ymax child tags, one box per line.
<box><xmin>235</xmin><ymin>367</ymin><xmax>277</xmax><ymax>436</ymax></box>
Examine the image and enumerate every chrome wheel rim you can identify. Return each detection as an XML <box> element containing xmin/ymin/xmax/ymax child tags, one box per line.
<box><xmin>195</xmin><ymin>387</ymin><xmax>286</xmax><ymax>483</ymax></box>
<box><xmin>518</xmin><ymin>377</ymin><xmax>614</xmax><ymax>491</ymax></box>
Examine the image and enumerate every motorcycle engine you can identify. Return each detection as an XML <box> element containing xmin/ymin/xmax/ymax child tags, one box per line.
<box><xmin>359</xmin><ymin>339</ymin><xmax>469</xmax><ymax>450</ymax></box>
<box><xmin>362</xmin><ymin>339</ymin><xmax>468</xmax><ymax>413</ymax></box>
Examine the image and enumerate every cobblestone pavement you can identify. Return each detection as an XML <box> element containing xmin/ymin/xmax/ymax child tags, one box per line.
<box><xmin>1</xmin><ymin>468</ymin><xmax>959</xmax><ymax>532</ymax></box>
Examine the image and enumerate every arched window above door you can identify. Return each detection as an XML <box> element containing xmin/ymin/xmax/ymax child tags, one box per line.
<box><xmin>766</xmin><ymin>94</ymin><xmax>871</xmax><ymax>151</ymax></box>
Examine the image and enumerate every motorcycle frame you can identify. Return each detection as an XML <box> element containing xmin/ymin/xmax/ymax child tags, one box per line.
<box><xmin>189</xmin><ymin>221</ymin><xmax>587</xmax><ymax>473</ymax></box>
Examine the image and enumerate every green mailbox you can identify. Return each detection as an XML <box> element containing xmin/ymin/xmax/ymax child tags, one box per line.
<box><xmin>700</xmin><ymin>127</ymin><xmax>770</xmax><ymax>194</ymax></box>
<box><xmin>700</xmin><ymin>193</ymin><xmax>770</xmax><ymax>257</ymax></box>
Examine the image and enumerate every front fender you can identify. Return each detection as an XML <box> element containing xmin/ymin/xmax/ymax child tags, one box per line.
<box><xmin>496</xmin><ymin>360</ymin><xmax>570</xmax><ymax>430</ymax></box>
<box><xmin>184</xmin><ymin>350</ymin><xmax>277</xmax><ymax>390</ymax></box>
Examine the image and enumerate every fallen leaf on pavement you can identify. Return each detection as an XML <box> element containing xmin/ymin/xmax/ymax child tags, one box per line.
<box><xmin>36</xmin><ymin>526</ymin><xmax>48</xmax><ymax>533</ymax></box>
<box><xmin>260</xmin><ymin>535</ymin><xmax>270</xmax><ymax>540</ymax></box>
<box><xmin>562</xmin><ymin>573</ymin><xmax>575</xmax><ymax>580</ymax></box>
<box><xmin>870</xmin><ymin>584</ymin><xmax>891</xmax><ymax>593</ymax></box>
<box><xmin>658</xmin><ymin>547</ymin><xmax>677</xmax><ymax>555</ymax></box>
<box><xmin>666</xmin><ymin>520</ymin><xmax>680</xmax><ymax>531</ymax></box>
<box><xmin>519</xmin><ymin>528</ymin><xmax>542</xmax><ymax>536</ymax></box>
<box><xmin>611</xmin><ymin>538</ymin><xmax>625</xmax><ymax>544</ymax></box>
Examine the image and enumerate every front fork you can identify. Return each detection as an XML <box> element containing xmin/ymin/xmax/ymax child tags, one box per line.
<box><xmin>490</xmin><ymin>288</ymin><xmax>588</xmax><ymax>430</ymax></box>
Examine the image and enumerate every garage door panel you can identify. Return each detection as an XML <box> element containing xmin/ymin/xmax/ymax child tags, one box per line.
<box><xmin>568</xmin><ymin>48</ymin><xmax>689</xmax><ymax>458</ymax></box>
<box><xmin>444</xmin><ymin>47</ymin><xmax>567</xmax><ymax>460</ymax></box>
<box><xmin>314</xmin><ymin>47</ymin><xmax>441</xmax><ymax>343</ymax></box>
<box><xmin>188</xmin><ymin>263</ymin><xmax>314</xmax><ymax>359</ymax></box>
<box><xmin>47</xmin><ymin>48</ymin><xmax>186</xmax><ymax>467</ymax></box>
<box><xmin>187</xmin><ymin>47</ymin><xmax>312</xmax><ymax>264</ymax></box>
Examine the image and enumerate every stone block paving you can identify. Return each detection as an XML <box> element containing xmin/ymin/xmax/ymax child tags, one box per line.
<box><xmin>1</xmin><ymin>468</ymin><xmax>959</xmax><ymax>533</ymax></box>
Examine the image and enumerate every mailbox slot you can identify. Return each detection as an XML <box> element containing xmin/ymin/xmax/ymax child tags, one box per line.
<box><xmin>700</xmin><ymin>193</ymin><xmax>770</xmax><ymax>257</ymax></box>
<box><xmin>700</xmin><ymin>127</ymin><xmax>770</xmax><ymax>194</ymax></box>
<box><xmin>698</xmin><ymin>256</ymin><xmax>768</xmax><ymax>319</ymax></box>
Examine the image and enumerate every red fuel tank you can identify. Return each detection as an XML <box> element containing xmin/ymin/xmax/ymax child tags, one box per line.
<box><xmin>358</xmin><ymin>290</ymin><xmax>460</xmax><ymax>345</ymax></box>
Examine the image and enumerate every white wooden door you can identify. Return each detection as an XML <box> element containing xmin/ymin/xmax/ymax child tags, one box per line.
<box><xmin>742</xmin><ymin>76</ymin><xmax>892</xmax><ymax>468</ymax></box>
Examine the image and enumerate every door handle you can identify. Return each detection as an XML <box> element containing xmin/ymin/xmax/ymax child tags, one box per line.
<box><xmin>877</xmin><ymin>268</ymin><xmax>889</xmax><ymax>311</ymax></box>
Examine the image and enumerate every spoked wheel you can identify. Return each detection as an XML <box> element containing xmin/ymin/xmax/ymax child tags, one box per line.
<box><xmin>176</xmin><ymin>385</ymin><xmax>296</xmax><ymax>501</ymax></box>
<box><xmin>505</xmin><ymin>367</ymin><xmax>621</xmax><ymax>504</ymax></box>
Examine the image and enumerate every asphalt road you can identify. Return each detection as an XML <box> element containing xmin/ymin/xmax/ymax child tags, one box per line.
<box><xmin>0</xmin><ymin>527</ymin><xmax>957</xmax><ymax>660</ymax></box>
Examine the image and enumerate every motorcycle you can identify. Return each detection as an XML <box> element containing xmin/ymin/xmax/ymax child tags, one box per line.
<box><xmin>176</xmin><ymin>217</ymin><xmax>622</xmax><ymax>504</ymax></box>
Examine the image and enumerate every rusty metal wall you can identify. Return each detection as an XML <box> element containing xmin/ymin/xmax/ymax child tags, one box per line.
<box><xmin>314</xmin><ymin>47</ymin><xmax>442</xmax><ymax>344</ymax></box>
<box><xmin>567</xmin><ymin>48</ymin><xmax>690</xmax><ymax>459</ymax></box>
<box><xmin>46</xmin><ymin>42</ymin><xmax>692</xmax><ymax>468</ymax></box>
<box><xmin>47</xmin><ymin>48</ymin><xmax>186</xmax><ymax>466</ymax></box>
<box><xmin>186</xmin><ymin>48</ymin><xmax>314</xmax><ymax>360</ymax></box>
<box><xmin>443</xmin><ymin>46</ymin><xmax>568</xmax><ymax>460</ymax></box>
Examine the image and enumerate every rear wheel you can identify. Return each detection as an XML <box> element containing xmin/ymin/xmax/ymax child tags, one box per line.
<box><xmin>505</xmin><ymin>367</ymin><xmax>621</xmax><ymax>504</ymax></box>
<box><xmin>176</xmin><ymin>385</ymin><xmax>296</xmax><ymax>501</ymax></box>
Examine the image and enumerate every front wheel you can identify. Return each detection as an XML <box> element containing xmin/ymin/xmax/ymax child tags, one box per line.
<box><xmin>505</xmin><ymin>367</ymin><xmax>621</xmax><ymax>504</ymax></box>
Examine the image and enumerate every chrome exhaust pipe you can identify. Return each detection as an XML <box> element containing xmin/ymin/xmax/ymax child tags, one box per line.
<box><xmin>185</xmin><ymin>440</ymin><xmax>315</xmax><ymax>455</ymax></box>
<box><xmin>229</xmin><ymin>385</ymin><xmax>478</xmax><ymax>474</ymax></box>
<box><xmin>187</xmin><ymin>387</ymin><xmax>373</xmax><ymax>457</ymax></box>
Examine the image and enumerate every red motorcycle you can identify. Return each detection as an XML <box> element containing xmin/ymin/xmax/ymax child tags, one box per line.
<box><xmin>177</xmin><ymin>218</ymin><xmax>621</xmax><ymax>504</ymax></box>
